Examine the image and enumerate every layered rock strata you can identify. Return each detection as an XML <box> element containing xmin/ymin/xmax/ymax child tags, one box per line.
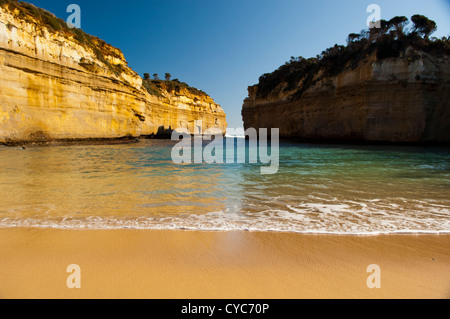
<box><xmin>242</xmin><ymin>50</ymin><xmax>449</xmax><ymax>143</ymax></box>
<box><xmin>0</xmin><ymin>1</ymin><xmax>226</xmax><ymax>145</ymax></box>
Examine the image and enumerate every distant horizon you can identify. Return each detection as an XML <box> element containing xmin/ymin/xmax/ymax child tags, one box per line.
<box><xmin>24</xmin><ymin>0</ymin><xmax>450</xmax><ymax>129</ymax></box>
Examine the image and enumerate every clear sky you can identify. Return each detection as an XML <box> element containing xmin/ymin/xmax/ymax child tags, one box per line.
<box><xmin>25</xmin><ymin>0</ymin><xmax>450</xmax><ymax>129</ymax></box>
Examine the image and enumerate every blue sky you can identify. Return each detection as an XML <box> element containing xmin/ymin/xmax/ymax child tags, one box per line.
<box><xmin>25</xmin><ymin>0</ymin><xmax>450</xmax><ymax>129</ymax></box>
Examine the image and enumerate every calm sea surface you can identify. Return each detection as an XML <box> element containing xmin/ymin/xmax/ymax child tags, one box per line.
<box><xmin>0</xmin><ymin>139</ymin><xmax>449</xmax><ymax>234</ymax></box>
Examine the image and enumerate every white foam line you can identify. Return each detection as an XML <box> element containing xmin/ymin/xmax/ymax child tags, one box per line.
<box><xmin>2</xmin><ymin>197</ymin><xmax>449</xmax><ymax>235</ymax></box>
<box><xmin>0</xmin><ymin>222</ymin><xmax>449</xmax><ymax>236</ymax></box>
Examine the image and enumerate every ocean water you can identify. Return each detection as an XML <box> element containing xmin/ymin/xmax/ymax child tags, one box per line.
<box><xmin>0</xmin><ymin>139</ymin><xmax>449</xmax><ymax>235</ymax></box>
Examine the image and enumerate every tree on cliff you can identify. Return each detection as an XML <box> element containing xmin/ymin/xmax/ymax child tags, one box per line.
<box><xmin>411</xmin><ymin>15</ymin><xmax>437</xmax><ymax>39</ymax></box>
<box><xmin>165</xmin><ymin>73</ymin><xmax>172</xmax><ymax>81</ymax></box>
<box><xmin>253</xmin><ymin>14</ymin><xmax>449</xmax><ymax>100</ymax></box>
<box><xmin>388</xmin><ymin>16</ymin><xmax>409</xmax><ymax>39</ymax></box>
<box><xmin>144</xmin><ymin>73</ymin><xmax>150</xmax><ymax>80</ymax></box>
<box><xmin>347</xmin><ymin>33</ymin><xmax>361</xmax><ymax>45</ymax></box>
<box><xmin>368</xmin><ymin>19</ymin><xmax>390</xmax><ymax>42</ymax></box>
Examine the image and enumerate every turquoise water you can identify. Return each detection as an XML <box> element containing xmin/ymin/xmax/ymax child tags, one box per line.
<box><xmin>0</xmin><ymin>139</ymin><xmax>449</xmax><ymax>234</ymax></box>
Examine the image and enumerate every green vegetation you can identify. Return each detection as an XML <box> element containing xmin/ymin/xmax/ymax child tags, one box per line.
<box><xmin>411</xmin><ymin>15</ymin><xmax>437</xmax><ymax>39</ymax></box>
<box><xmin>0</xmin><ymin>0</ymin><xmax>66</xmax><ymax>32</ymax></box>
<box><xmin>142</xmin><ymin>79</ymin><xmax>164</xmax><ymax>97</ymax></box>
<box><xmin>0</xmin><ymin>0</ymin><xmax>124</xmax><ymax>75</ymax></box>
<box><xmin>142</xmin><ymin>76</ymin><xmax>208</xmax><ymax>98</ymax></box>
<box><xmin>255</xmin><ymin>15</ymin><xmax>449</xmax><ymax>100</ymax></box>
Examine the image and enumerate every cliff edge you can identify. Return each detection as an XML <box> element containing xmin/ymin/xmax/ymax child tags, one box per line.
<box><xmin>0</xmin><ymin>0</ymin><xmax>226</xmax><ymax>145</ymax></box>
<box><xmin>242</xmin><ymin>16</ymin><xmax>449</xmax><ymax>144</ymax></box>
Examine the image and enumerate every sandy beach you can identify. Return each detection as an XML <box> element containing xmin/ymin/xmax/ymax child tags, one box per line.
<box><xmin>0</xmin><ymin>228</ymin><xmax>448</xmax><ymax>299</ymax></box>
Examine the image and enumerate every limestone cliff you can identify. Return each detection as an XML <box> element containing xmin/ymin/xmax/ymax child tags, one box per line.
<box><xmin>243</xmin><ymin>37</ymin><xmax>450</xmax><ymax>144</ymax></box>
<box><xmin>0</xmin><ymin>0</ymin><xmax>226</xmax><ymax>145</ymax></box>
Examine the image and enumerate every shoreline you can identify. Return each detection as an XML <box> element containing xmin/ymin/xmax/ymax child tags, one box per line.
<box><xmin>2</xmin><ymin>136</ymin><xmax>450</xmax><ymax>148</ymax></box>
<box><xmin>0</xmin><ymin>133</ymin><xmax>234</xmax><ymax>147</ymax></box>
<box><xmin>0</xmin><ymin>136</ymin><xmax>141</xmax><ymax>147</ymax></box>
<box><xmin>0</xmin><ymin>225</ymin><xmax>449</xmax><ymax>236</ymax></box>
<box><xmin>0</xmin><ymin>228</ymin><xmax>448</xmax><ymax>299</ymax></box>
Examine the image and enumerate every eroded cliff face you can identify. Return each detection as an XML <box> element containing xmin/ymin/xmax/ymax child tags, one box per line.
<box><xmin>0</xmin><ymin>2</ymin><xmax>226</xmax><ymax>145</ymax></box>
<box><xmin>242</xmin><ymin>50</ymin><xmax>450</xmax><ymax>143</ymax></box>
<box><xmin>143</xmin><ymin>82</ymin><xmax>227</xmax><ymax>137</ymax></box>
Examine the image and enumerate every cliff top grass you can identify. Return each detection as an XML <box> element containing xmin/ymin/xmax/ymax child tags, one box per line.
<box><xmin>255</xmin><ymin>15</ymin><xmax>450</xmax><ymax>100</ymax></box>
<box><xmin>0</xmin><ymin>0</ymin><xmax>125</xmax><ymax>75</ymax></box>
<box><xmin>142</xmin><ymin>78</ymin><xmax>210</xmax><ymax>99</ymax></box>
<box><xmin>1</xmin><ymin>0</ymin><xmax>212</xmax><ymax>100</ymax></box>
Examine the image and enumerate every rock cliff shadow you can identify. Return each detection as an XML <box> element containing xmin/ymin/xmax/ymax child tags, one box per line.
<box><xmin>146</xmin><ymin>126</ymin><xmax>174</xmax><ymax>139</ymax></box>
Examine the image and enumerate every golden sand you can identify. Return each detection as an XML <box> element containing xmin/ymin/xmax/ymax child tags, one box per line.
<box><xmin>0</xmin><ymin>228</ymin><xmax>448</xmax><ymax>299</ymax></box>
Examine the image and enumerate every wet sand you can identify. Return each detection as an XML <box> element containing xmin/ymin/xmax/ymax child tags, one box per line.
<box><xmin>0</xmin><ymin>228</ymin><xmax>448</xmax><ymax>299</ymax></box>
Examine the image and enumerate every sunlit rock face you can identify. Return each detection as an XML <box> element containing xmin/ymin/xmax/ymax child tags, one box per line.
<box><xmin>0</xmin><ymin>2</ymin><xmax>226</xmax><ymax>145</ymax></box>
<box><xmin>242</xmin><ymin>50</ymin><xmax>450</xmax><ymax>144</ymax></box>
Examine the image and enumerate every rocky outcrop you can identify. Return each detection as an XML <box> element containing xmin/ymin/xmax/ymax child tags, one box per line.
<box><xmin>0</xmin><ymin>1</ymin><xmax>226</xmax><ymax>145</ymax></box>
<box><xmin>242</xmin><ymin>50</ymin><xmax>450</xmax><ymax>144</ymax></box>
<box><xmin>142</xmin><ymin>81</ymin><xmax>227</xmax><ymax>138</ymax></box>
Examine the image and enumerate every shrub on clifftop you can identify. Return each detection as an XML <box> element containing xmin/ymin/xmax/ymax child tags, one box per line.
<box><xmin>255</xmin><ymin>14</ymin><xmax>448</xmax><ymax>100</ymax></box>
